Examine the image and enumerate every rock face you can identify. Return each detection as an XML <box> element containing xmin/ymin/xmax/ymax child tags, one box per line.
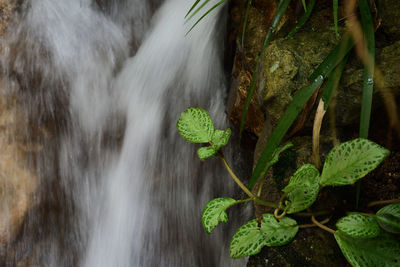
<box><xmin>0</xmin><ymin>79</ymin><xmax>38</xmax><ymax>249</ymax></box>
<box><xmin>0</xmin><ymin>0</ymin><xmax>16</xmax><ymax>36</ymax></box>
<box><xmin>377</xmin><ymin>0</ymin><xmax>400</xmax><ymax>41</ymax></box>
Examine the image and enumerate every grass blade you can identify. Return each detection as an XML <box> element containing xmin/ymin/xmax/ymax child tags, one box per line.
<box><xmin>310</xmin><ymin>32</ymin><xmax>354</xmax><ymax>81</ymax></box>
<box><xmin>286</xmin><ymin>0</ymin><xmax>316</xmax><ymax>39</ymax></box>
<box><xmin>356</xmin><ymin>0</ymin><xmax>375</xmax><ymax>207</ymax></box>
<box><xmin>185</xmin><ymin>0</ymin><xmax>226</xmax><ymax>35</ymax></box>
<box><xmin>241</xmin><ymin>0</ymin><xmax>253</xmax><ymax>47</ymax></box>
<box><xmin>185</xmin><ymin>0</ymin><xmax>212</xmax><ymax>23</ymax></box>
<box><xmin>333</xmin><ymin>0</ymin><xmax>339</xmax><ymax>36</ymax></box>
<box><xmin>359</xmin><ymin>0</ymin><xmax>375</xmax><ymax>138</ymax></box>
<box><xmin>239</xmin><ymin>0</ymin><xmax>292</xmax><ymax>139</ymax></box>
<box><xmin>321</xmin><ymin>54</ymin><xmax>349</xmax><ymax>110</ymax></box>
<box><xmin>249</xmin><ymin>33</ymin><xmax>355</xmax><ymax>190</ymax></box>
<box><xmin>185</xmin><ymin>0</ymin><xmax>201</xmax><ymax>19</ymax></box>
<box><xmin>248</xmin><ymin>75</ymin><xmax>324</xmax><ymax>190</ymax></box>
<box><xmin>302</xmin><ymin>0</ymin><xmax>307</xmax><ymax>12</ymax></box>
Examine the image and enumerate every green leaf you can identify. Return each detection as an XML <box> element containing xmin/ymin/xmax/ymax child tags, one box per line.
<box><xmin>260</xmin><ymin>214</ymin><xmax>299</xmax><ymax>246</ymax></box>
<box><xmin>259</xmin><ymin>142</ymin><xmax>294</xmax><ymax>179</ymax></box>
<box><xmin>211</xmin><ymin>128</ymin><xmax>231</xmax><ymax>148</ymax></box>
<box><xmin>197</xmin><ymin>146</ymin><xmax>217</xmax><ymax>160</ymax></box>
<box><xmin>229</xmin><ymin>218</ymin><xmax>265</xmax><ymax>258</ymax></box>
<box><xmin>319</xmin><ymin>138</ymin><xmax>389</xmax><ymax>186</ymax></box>
<box><xmin>334</xmin><ymin>231</ymin><xmax>400</xmax><ymax>266</ymax></box>
<box><xmin>282</xmin><ymin>164</ymin><xmax>320</xmax><ymax>214</ymax></box>
<box><xmin>185</xmin><ymin>0</ymin><xmax>201</xmax><ymax>19</ymax></box>
<box><xmin>301</xmin><ymin>0</ymin><xmax>307</xmax><ymax>12</ymax></box>
<box><xmin>336</xmin><ymin>213</ymin><xmax>380</xmax><ymax>238</ymax></box>
<box><xmin>202</xmin><ymin>198</ymin><xmax>236</xmax><ymax>234</ymax></box>
<box><xmin>359</xmin><ymin>0</ymin><xmax>375</xmax><ymax>139</ymax></box>
<box><xmin>333</xmin><ymin>0</ymin><xmax>338</xmax><ymax>36</ymax></box>
<box><xmin>177</xmin><ymin>107</ymin><xmax>214</xmax><ymax>143</ymax></box>
<box><xmin>286</xmin><ymin>0</ymin><xmax>316</xmax><ymax>39</ymax></box>
<box><xmin>185</xmin><ymin>0</ymin><xmax>226</xmax><ymax>35</ymax></box>
<box><xmin>321</xmin><ymin>54</ymin><xmax>349</xmax><ymax>110</ymax></box>
<box><xmin>376</xmin><ymin>203</ymin><xmax>400</xmax><ymax>234</ymax></box>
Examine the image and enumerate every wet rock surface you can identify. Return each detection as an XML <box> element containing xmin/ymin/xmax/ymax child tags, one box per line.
<box><xmin>0</xmin><ymin>79</ymin><xmax>38</xmax><ymax>251</ymax></box>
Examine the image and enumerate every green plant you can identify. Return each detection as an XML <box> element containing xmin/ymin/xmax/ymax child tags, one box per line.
<box><xmin>176</xmin><ymin>107</ymin><xmax>400</xmax><ymax>265</ymax></box>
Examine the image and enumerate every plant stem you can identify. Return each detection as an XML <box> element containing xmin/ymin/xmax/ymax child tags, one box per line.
<box><xmin>219</xmin><ymin>153</ymin><xmax>255</xmax><ymax>198</ymax></box>
<box><xmin>311</xmin><ymin>215</ymin><xmax>335</xmax><ymax>234</ymax></box>
<box><xmin>299</xmin><ymin>217</ymin><xmax>330</xmax><ymax>229</ymax></box>
<box><xmin>367</xmin><ymin>199</ymin><xmax>400</xmax><ymax>207</ymax></box>
<box><xmin>253</xmin><ymin>198</ymin><xmax>280</xmax><ymax>208</ymax></box>
<box><xmin>294</xmin><ymin>210</ymin><xmax>331</xmax><ymax>217</ymax></box>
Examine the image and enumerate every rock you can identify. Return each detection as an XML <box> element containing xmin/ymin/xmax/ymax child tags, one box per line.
<box><xmin>0</xmin><ymin>78</ymin><xmax>38</xmax><ymax>249</ymax></box>
<box><xmin>0</xmin><ymin>0</ymin><xmax>16</xmax><ymax>36</ymax></box>
<box><xmin>227</xmin><ymin>1</ymin><xmax>282</xmax><ymax>136</ymax></box>
<box><xmin>257</xmin><ymin>27</ymin><xmax>340</xmax><ymax>127</ymax></box>
<box><xmin>377</xmin><ymin>0</ymin><xmax>400</xmax><ymax>41</ymax></box>
<box><xmin>259</xmin><ymin>29</ymin><xmax>400</xmax><ymax>127</ymax></box>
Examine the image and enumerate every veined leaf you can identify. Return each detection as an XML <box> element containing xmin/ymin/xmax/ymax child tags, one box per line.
<box><xmin>260</xmin><ymin>214</ymin><xmax>298</xmax><ymax>246</ymax></box>
<box><xmin>229</xmin><ymin>218</ymin><xmax>266</xmax><ymax>258</ymax></box>
<box><xmin>197</xmin><ymin>146</ymin><xmax>217</xmax><ymax>160</ymax></box>
<box><xmin>336</xmin><ymin>213</ymin><xmax>380</xmax><ymax>238</ymax></box>
<box><xmin>177</xmin><ymin>107</ymin><xmax>214</xmax><ymax>143</ymax></box>
<box><xmin>229</xmin><ymin>213</ymin><xmax>298</xmax><ymax>258</ymax></box>
<box><xmin>202</xmin><ymin>198</ymin><xmax>236</xmax><ymax>234</ymax></box>
<box><xmin>212</xmin><ymin>128</ymin><xmax>231</xmax><ymax>148</ymax></box>
<box><xmin>319</xmin><ymin>138</ymin><xmax>389</xmax><ymax>186</ymax></box>
<box><xmin>376</xmin><ymin>203</ymin><xmax>400</xmax><ymax>234</ymax></box>
<box><xmin>282</xmin><ymin>164</ymin><xmax>320</xmax><ymax>214</ymax></box>
<box><xmin>334</xmin><ymin>231</ymin><xmax>400</xmax><ymax>266</ymax></box>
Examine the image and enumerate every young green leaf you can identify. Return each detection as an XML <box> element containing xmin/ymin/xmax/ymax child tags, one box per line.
<box><xmin>177</xmin><ymin>107</ymin><xmax>214</xmax><ymax>143</ymax></box>
<box><xmin>282</xmin><ymin>164</ymin><xmax>320</xmax><ymax>214</ymax></box>
<box><xmin>260</xmin><ymin>214</ymin><xmax>299</xmax><ymax>246</ymax></box>
<box><xmin>334</xmin><ymin>231</ymin><xmax>400</xmax><ymax>266</ymax></box>
<box><xmin>197</xmin><ymin>146</ymin><xmax>217</xmax><ymax>160</ymax></box>
<box><xmin>336</xmin><ymin>213</ymin><xmax>380</xmax><ymax>238</ymax></box>
<box><xmin>202</xmin><ymin>198</ymin><xmax>236</xmax><ymax>234</ymax></box>
<box><xmin>319</xmin><ymin>138</ymin><xmax>389</xmax><ymax>186</ymax></box>
<box><xmin>259</xmin><ymin>142</ymin><xmax>294</xmax><ymax>179</ymax></box>
<box><xmin>376</xmin><ymin>203</ymin><xmax>400</xmax><ymax>234</ymax></box>
<box><xmin>211</xmin><ymin>128</ymin><xmax>231</xmax><ymax>148</ymax></box>
<box><xmin>229</xmin><ymin>218</ymin><xmax>266</xmax><ymax>258</ymax></box>
<box><xmin>286</xmin><ymin>0</ymin><xmax>316</xmax><ymax>39</ymax></box>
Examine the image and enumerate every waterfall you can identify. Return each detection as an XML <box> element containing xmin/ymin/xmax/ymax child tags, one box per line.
<box><xmin>1</xmin><ymin>0</ymin><xmax>247</xmax><ymax>266</ymax></box>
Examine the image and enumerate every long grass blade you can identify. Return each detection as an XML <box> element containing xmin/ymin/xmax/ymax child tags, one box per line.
<box><xmin>248</xmin><ymin>75</ymin><xmax>324</xmax><ymax>190</ymax></box>
<box><xmin>286</xmin><ymin>0</ymin><xmax>316</xmax><ymax>39</ymax></box>
<box><xmin>185</xmin><ymin>0</ymin><xmax>201</xmax><ymax>19</ymax></box>
<box><xmin>241</xmin><ymin>0</ymin><xmax>253</xmax><ymax>47</ymax></box>
<box><xmin>185</xmin><ymin>0</ymin><xmax>226</xmax><ymax>35</ymax></box>
<box><xmin>333</xmin><ymin>0</ymin><xmax>339</xmax><ymax>36</ymax></box>
<box><xmin>185</xmin><ymin>0</ymin><xmax>212</xmax><ymax>23</ymax></box>
<box><xmin>249</xmin><ymin>33</ymin><xmax>355</xmax><ymax>190</ymax></box>
<box><xmin>359</xmin><ymin>0</ymin><xmax>375</xmax><ymax>138</ymax></box>
<box><xmin>302</xmin><ymin>0</ymin><xmax>307</xmax><ymax>12</ymax></box>
<box><xmin>321</xmin><ymin>54</ymin><xmax>349</xmax><ymax>110</ymax></box>
<box><xmin>239</xmin><ymin>0</ymin><xmax>292</xmax><ymax>140</ymax></box>
<box><xmin>310</xmin><ymin>32</ymin><xmax>354</xmax><ymax>81</ymax></box>
<box><xmin>357</xmin><ymin>0</ymin><xmax>375</xmax><ymax>207</ymax></box>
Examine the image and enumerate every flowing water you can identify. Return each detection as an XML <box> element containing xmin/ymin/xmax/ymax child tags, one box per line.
<box><xmin>1</xmin><ymin>0</ymin><xmax>247</xmax><ymax>266</ymax></box>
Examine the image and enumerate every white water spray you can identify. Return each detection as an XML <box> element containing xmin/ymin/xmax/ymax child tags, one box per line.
<box><xmin>1</xmin><ymin>0</ymin><xmax>247</xmax><ymax>266</ymax></box>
